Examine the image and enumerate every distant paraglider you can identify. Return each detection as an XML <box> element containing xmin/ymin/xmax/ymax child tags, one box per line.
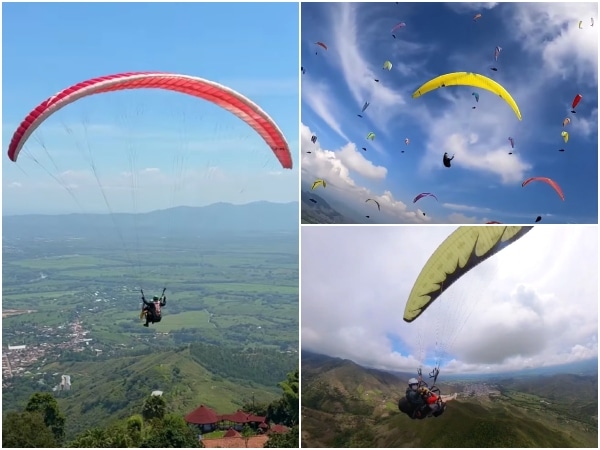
<box><xmin>571</xmin><ymin>94</ymin><xmax>582</xmax><ymax>113</ymax></box>
<box><xmin>472</xmin><ymin>92</ymin><xmax>479</xmax><ymax>109</ymax></box>
<box><xmin>358</xmin><ymin>101</ymin><xmax>370</xmax><ymax>118</ymax></box>
<box><xmin>522</xmin><ymin>177</ymin><xmax>565</xmax><ymax>201</ymax></box>
<box><xmin>311</xmin><ymin>179</ymin><xmax>326</xmax><ymax>190</ymax></box>
<box><xmin>383</xmin><ymin>60</ymin><xmax>393</xmax><ymax>71</ymax></box>
<box><xmin>311</xmin><ymin>135</ymin><xmax>317</xmax><ymax>144</ymax></box>
<box><xmin>365</xmin><ymin>198</ymin><xmax>381</xmax><ymax>211</ymax></box>
<box><xmin>561</xmin><ymin>131</ymin><xmax>569</xmax><ymax>143</ymax></box>
<box><xmin>443</xmin><ymin>152</ymin><xmax>455</xmax><ymax>168</ymax></box>
<box><xmin>391</xmin><ymin>22</ymin><xmax>406</xmax><ymax>38</ymax></box>
<box><xmin>367</xmin><ymin>132</ymin><xmax>376</xmax><ymax>141</ymax></box>
<box><xmin>315</xmin><ymin>41</ymin><xmax>327</xmax><ymax>55</ymax></box>
<box><xmin>413</xmin><ymin>192</ymin><xmax>438</xmax><ymax>203</ymax></box>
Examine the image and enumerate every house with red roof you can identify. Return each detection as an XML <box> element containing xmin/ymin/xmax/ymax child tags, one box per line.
<box><xmin>184</xmin><ymin>404</ymin><xmax>220</xmax><ymax>432</ymax></box>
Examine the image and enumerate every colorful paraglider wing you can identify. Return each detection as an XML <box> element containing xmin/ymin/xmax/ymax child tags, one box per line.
<box><xmin>494</xmin><ymin>46</ymin><xmax>502</xmax><ymax>61</ymax></box>
<box><xmin>383</xmin><ymin>61</ymin><xmax>393</xmax><ymax>70</ymax></box>
<box><xmin>403</xmin><ymin>226</ymin><xmax>533</xmax><ymax>323</ymax></box>
<box><xmin>6</xmin><ymin>72</ymin><xmax>293</xmax><ymax>169</ymax></box>
<box><xmin>578</xmin><ymin>20</ymin><xmax>583</xmax><ymax>29</ymax></box>
<box><xmin>412</xmin><ymin>72</ymin><xmax>522</xmax><ymax>120</ymax></box>
<box><xmin>405</xmin><ymin>138</ymin><xmax>410</xmax><ymax>145</ymax></box>
<box><xmin>365</xmin><ymin>198</ymin><xmax>381</xmax><ymax>211</ymax></box>
<box><xmin>413</xmin><ymin>192</ymin><xmax>438</xmax><ymax>203</ymax></box>
<box><xmin>311</xmin><ymin>179</ymin><xmax>326</xmax><ymax>190</ymax></box>
<box><xmin>562</xmin><ymin>117</ymin><xmax>571</xmax><ymax>127</ymax></box>
<box><xmin>561</xmin><ymin>131</ymin><xmax>569</xmax><ymax>143</ymax></box>
<box><xmin>521</xmin><ymin>177</ymin><xmax>565</xmax><ymax>201</ymax></box>
<box><xmin>391</xmin><ymin>22</ymin><xmax>406</xmax><ymax>33</ymax></box>
<box><xmin>367</xmin><ymin>132</ymin><xmax>376</xmax><ymax>140</ymax></box>
<box><xmin>315</xmin><ymin>41</ymin><xmax>328</xmax><ymax>50</ymax></box>
<box><xmin>572</xmin><ymin>94</ymin><xmax>582</xmax><ymax>109</ymax></box>
<box><xmin>473</xmin><ymin>13</ymin><xmax>482</xmax><ymax>21</ymax></box>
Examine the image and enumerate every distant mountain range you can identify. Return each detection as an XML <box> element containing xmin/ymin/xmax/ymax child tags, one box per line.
<box><xmin>301</xmin><ymin>191</ymin><xmax>356</xmax><ymax>224</ymax></box>
<box><xmin>2</xmin><ymin>201</ymin><xmax>298</xmax><ymax>239</ymax></box>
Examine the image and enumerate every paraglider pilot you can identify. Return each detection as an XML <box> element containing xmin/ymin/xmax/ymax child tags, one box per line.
<box><xmin>443</xmin><ymin>152</ymin><xmax>455</xmax><ymax>168</ymax></box>
<box><xmin>140</xmin><ymin>288</ymin><xmax>166</xmax><ymax>327</ymax></box>
<box><xmin>399</xmin><ymin>378</ymin><xmax>446</xmax><ymax>419</ymax></box>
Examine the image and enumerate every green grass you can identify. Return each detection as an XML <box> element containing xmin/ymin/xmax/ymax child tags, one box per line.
<box><xmin>152</xmin><ymin>311</ymin><xmax>215</xmax><ymax>331</ymax></box>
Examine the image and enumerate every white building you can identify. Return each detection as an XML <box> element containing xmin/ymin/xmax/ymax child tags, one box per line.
<box><xmin>8</xmin><ymin>345</ymin><xmax>26</xmax><ymax>350</ymax></box>
<box><xmin>61</xmin><ymin>375</ymin><xmax>71</xmax><ymax>391</ymax></box>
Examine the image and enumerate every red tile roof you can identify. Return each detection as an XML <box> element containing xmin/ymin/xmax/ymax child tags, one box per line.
<box><xmin>185</xmin><ymin>404</ymin><xmax>219</xmax><ymax>425</ymax></box>
<box><xmin>223</xmin><ymin>428</ymin><xmax>241</xmax><ymax>438</ymax></box>
<box><xmin>268</xmin><ymin>424</ymin><xmax>289</xmax><ymax>434</ymax></box>
<box><xmin>219</xmin><ymin>409</ymin><xmax>266</xmax><ymax>424</ymax></box>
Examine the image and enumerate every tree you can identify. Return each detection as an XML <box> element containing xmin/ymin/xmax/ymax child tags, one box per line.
<box><xmin>24</xmin><ymin>392</ymin><xmax>66</xmax><ymax>443</ymax></box>
<box><xmin>140</xmin><ymin>414</ymin><xmax>202</xmax><ymax>448</ymax></box>
<box><xmin>142</xmin><ymin>395</ymin><xmax>167</xmax><ymax>421</ymax></box>
<box><xmin>267</xmin><ymin>369</ymin><xmax>299</xmax><ymax>427</ymax></box>
<box><xmin>264</xmin><ymin>426</ymin><xmax>299</xmax><ymax>448</ymax></box>
<box><xmin>2</xmin><ymin>411</ymin><xmax>57</xmax><ymax>448</ymax></box>
<box><xmin>241</xmin><ymin>424</ymin><xmax>254</xmax><ymax>447</ymax></box>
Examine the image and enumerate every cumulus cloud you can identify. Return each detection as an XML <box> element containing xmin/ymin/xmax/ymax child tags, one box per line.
<box><xmin>301</xmin><ymin>123</ymin><xmax>513</xmax><ymax>224</ymax></box>
<box><xmin>301</xmin><ymin>123</ymin><xmax>429</xmax><ymax>223</ymax></box>
<box><xmin>301</xmin><ymin>226</ymin><xmax>598</xmax><ymax>374</ymax></box>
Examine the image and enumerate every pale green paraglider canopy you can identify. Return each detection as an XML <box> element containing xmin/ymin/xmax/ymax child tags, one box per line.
<box><xmin>403</xmin><ymin>226</ymin><xmax>533</xmax><ymax>323</ymax></box>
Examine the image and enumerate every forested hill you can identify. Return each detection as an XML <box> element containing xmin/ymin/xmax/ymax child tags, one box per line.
<box><xmin>3</xmin><ymin>343</ymin><xmax>298</xmax><ymax>441</ymax></box>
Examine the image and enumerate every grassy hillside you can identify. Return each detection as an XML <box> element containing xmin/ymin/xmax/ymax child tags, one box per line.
<box><xmin>4</xmin><ymin>345</ymin><xmax>296</xmax><ymax>440</ymax></box>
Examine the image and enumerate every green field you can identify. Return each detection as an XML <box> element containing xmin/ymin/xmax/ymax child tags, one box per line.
<box><xmin>2</xmin><ymin>233</ymin><xmax>299</xmax><ymax>351</ymax></box>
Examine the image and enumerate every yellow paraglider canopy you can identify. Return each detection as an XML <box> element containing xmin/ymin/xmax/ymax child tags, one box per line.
<box><xmin>311</xmin><ymin>179</ymin><xmax>326</xmax><ymax>190</ymax></box>
<box><xmin>403</xmin><ymin>226</ymin><xmax>533</xmax><ymax>323</ymax></box>
<box><xmin>412</xmin><ymin>72</ymin><xmax>522</xmax><ymax>120</ymax></box>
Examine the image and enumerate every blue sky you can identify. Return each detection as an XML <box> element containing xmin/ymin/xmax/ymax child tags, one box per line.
<box><xmin>2</xmin><ymin>2</ymin><xmax>299</xmax><ymax>215</ymax></box>
<box><xmin>301</xmin><ymin>2</ymin><xmax>598</xmax><ymax>224</ymax></box>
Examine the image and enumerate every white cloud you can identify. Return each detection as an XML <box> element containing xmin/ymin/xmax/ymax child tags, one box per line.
<box><xmin>446</xmin><ymin>3</ymin><xmax>499</xmax><ymax>14</ymax></box>
<box><xmin>335</xmin><ymin>143</ymin><xmax>387</xmax><ymax>180</ymax></box>
<box><xmin>443</xmin><ymin>203</ymin><xmax>492</xmax><ymax>214</ymax></box>
<box><xmin>301</xmin><ymin>76</ymin><xmax>349</xmax><ymax>141</ymax></box>
<box><xmin>327</xmin><ymin>3</ymin><xmax>407</xmax><ymax>132</ymax></box>
<box><xmin>301</xmin><ymin>226</ymin><xmax>598</xmax><ymax>374</ymax></box>
<box><xmin>509</xmin><ymin>3</ymin><xmax>598</xmax><ymax>84</ymax></box>
<box><xmin>301</xmin><ymin>123</ymin><xmax>428</xmax><ymax>224</ymax></box>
